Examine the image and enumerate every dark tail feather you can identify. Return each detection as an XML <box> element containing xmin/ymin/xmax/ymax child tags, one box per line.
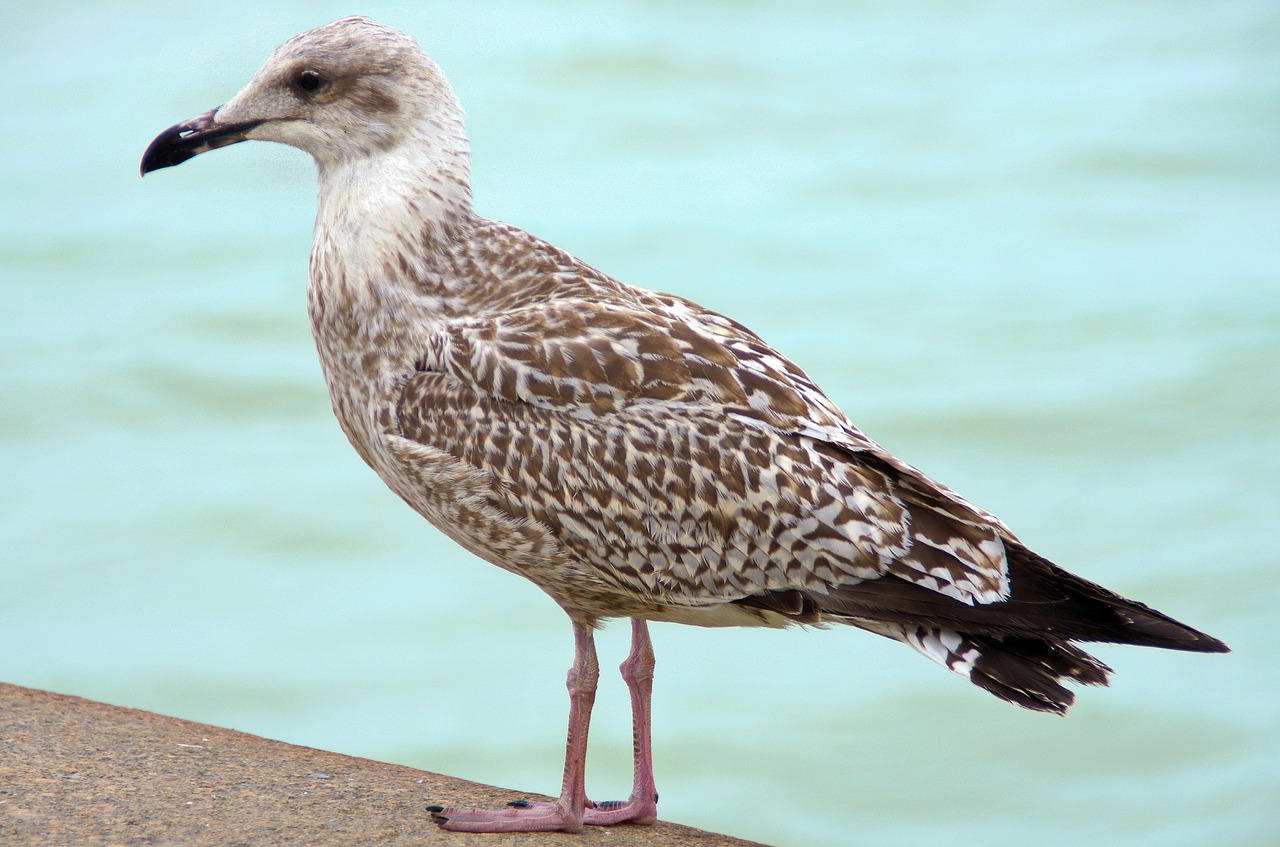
<box><xmin>734</xmin><ymin>540</ymin><xmax>1227</xmax><ymax>712</ymax></box>
<box><xmin>966</xmin><ymin>635</ymin><xmax>1111</xmax><ymax>714</ymax></box>
<box><xmin>855</xmin><ymin>621</ymin><xmax>1113</xmax><ymax>714</ymax></box>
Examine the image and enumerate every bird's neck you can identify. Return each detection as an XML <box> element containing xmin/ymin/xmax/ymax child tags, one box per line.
<box><xmin>310</xmin><ymin>124</ymin><xmax>475</xmax><ymax>305</ymax></box>
<box><xmin>314</xmin><ymin>125</ymin><xmax>473</xmax><ymax>251</ymax></box>
<box><xmin>307</xmin><ymin>135</ymin><xmax>474</xmax><ymax>431</ymax></box>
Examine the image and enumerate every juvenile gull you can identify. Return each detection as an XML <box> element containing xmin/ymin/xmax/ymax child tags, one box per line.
<box><xmin>141</xmin><ymin>17</ymin><xmax>1228</xmax><ymax>834</ymax></box>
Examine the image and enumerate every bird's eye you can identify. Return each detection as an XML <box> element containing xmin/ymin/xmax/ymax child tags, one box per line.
<box><xmin>296</xmin><ymin>69</ymin><xmax>324</xmax><ymax>93</ymax></box>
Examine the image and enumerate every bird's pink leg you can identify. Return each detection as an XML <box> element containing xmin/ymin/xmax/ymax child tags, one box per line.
<box><xmin>583</xmin><ymin>617</ymin><xmax>658</xmax><ymax>825</ymax></box>
<box><xmin>430</xmin><ymin>621</ymin><xmax>599</xmax><ymax>833</ymax></box>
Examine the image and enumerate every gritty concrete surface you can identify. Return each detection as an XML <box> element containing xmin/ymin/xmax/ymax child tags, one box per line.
<box><xmin>0</xmin><ymin>683</ymin><xmax>768</xmax><ymax>846</ymax></box>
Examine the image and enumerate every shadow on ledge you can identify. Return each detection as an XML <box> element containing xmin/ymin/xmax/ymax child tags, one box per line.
<box><xmin>0</xmin><ymin>683</ymin><xmax>768</xmax><ymax>846</ymax></box>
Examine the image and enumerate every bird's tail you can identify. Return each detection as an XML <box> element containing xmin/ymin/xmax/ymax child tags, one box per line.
<box><xmin>735</xmin><ymin>540</ymin><xmax>1228</xmax><ymax>713</ymax></box>
<box><xmin>855</xmin><ymin>621</ymin><xmax>1112</xmax><ymax>714</ymax></box>
<box><xmin>847</xmin><ymin>541</ymin><xmax>1229</xmax><ymax>712</ymax></box>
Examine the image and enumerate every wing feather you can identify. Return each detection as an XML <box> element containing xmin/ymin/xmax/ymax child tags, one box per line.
<box><xmin>393</xmin><ymin>289</ymin><xmax>1011</xmax><ymax>611</ymax></box>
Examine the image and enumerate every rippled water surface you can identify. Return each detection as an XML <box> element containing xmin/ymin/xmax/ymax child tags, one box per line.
<box><xmin>3</xmin><ymin>2</ymin><xmax>1277</xmax><ymax>845</ymax></box>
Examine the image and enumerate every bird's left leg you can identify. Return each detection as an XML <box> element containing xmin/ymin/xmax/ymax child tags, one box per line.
<box><xmin>430</xmin><ymin>619</ymin><xmax>599</xmax><ymax>833</ymax></box>
<box><xmin>584</xmin><ymin>616</ymin><xmax>659</xmax><ymax>825</ymax></box>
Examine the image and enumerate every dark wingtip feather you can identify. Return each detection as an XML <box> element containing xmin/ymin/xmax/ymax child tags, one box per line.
<box><xmin>743</xmin><ymin>529</ymin><xmax>1229</xmax><ymax>711</ymax></box>
<box><xmin>1110</xmin><ymin>603</ymin><xmax>1230</xmax><ymax>654</ymax></box>
<box><xmin>800</xmin><ymin>539</ymin><xmax>1231</xmax><ymax>654</ymax></box>
<box><xmin>990</xmin><ymin>539</ymin><xmax>1231</xmax><ymax>653</ymax></box>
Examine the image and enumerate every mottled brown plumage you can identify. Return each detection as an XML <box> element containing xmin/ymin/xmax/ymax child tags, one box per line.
<box><xmin>142</xmin><ymin>17</ymin><xmax>1228</xmax><ymax>834</ymax></box>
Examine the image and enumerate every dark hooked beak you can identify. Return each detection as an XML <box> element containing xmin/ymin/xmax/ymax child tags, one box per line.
<box><xmin>140</xmin><ymin>108</ymin><xmax>264</xmax><ymax>175</ymax></box>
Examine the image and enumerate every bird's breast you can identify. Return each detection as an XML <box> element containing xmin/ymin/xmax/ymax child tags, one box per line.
<box><xmin>305</xmin><ymin>247</ymin><xmax>443</xmax><ymax>474</ymax></box>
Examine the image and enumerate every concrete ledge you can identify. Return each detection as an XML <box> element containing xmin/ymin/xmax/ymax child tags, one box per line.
<box><xmin>0</xmin><ymin>683</ymin><xmax>766</xmax><ymax>846</ymax></box>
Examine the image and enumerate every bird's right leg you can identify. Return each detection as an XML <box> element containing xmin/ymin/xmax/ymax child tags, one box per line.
<box><xmin>583</xmin><ymin>617</ymin><xmax>658</xmax><ymax>825</ymax></box>
<box><xmin>430</xmin><ymin>620</ymin><xmax>599</xmax><ymax>833</ymax></box>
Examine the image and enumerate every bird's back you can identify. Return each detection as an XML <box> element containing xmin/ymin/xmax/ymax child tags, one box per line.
<box><xmin>329</xmin><ymin>217</ymin><xmax>1001</xmax><ymax>616</ymax></box>
<box><xmin>316</xmin><ymin>214</ymin><xmax>1226</xmax><ymax>712</ymax></box>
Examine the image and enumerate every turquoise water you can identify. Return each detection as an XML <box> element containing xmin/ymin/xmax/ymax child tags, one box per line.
<box><xmin>3</xmin><ymin>2</ymin><xmax>1277</xmax><ymax>844</ymax></box>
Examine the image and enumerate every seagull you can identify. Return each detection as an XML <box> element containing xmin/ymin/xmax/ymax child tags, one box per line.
<box><xmin>141</xmin><ymin>17</ymin><xmax>1228</xmax><ymax>834</ymax></box>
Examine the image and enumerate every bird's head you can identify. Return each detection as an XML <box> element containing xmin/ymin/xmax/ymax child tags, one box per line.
<box><xmin>141</xmin><ymin>17</ymin><xmax>465</xmax><ymax>176</ymax></box>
